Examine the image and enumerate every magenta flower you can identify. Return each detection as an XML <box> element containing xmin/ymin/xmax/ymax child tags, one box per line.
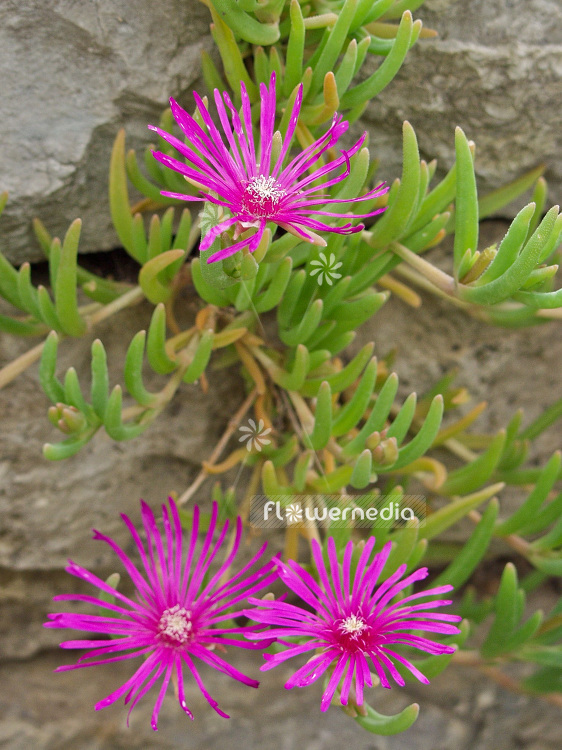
<box><xmin>149</xmin><ymin>73</ymin><xmax>388</xmax><ymax>263</ymax></box>
<box><xmin>44</xmin><ymin>499</ymin><xmax>278</xmax><ymax>730</ymax></box>
<box><xmin>245</xmin><ymin>537</ymin><xmax>462</xmax><ymax>712</ymax></box>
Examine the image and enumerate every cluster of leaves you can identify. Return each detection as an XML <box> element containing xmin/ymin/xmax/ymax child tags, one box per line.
<box><xmin>0</xmin><ymin>0</ymin><xmax>561</xmax><ymax>735</ymax></box>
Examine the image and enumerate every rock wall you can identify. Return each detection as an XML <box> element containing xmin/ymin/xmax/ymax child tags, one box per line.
<box><xmin>366</xmin><ymin>0</ymin><xmax>562</xmax><ymax>209</ymax></box>
<box><xmin>0</xmin><ymin>0</ymin><xmax>212</xmax><ymax>263</ymax></box>
<box><xmin>1</xmin><ymin>0</ymin><xmax>561</xmax><ymax>262</ymax></box>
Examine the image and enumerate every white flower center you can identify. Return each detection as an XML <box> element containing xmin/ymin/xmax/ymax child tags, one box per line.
<box><xmin>157</xmin><ymin>604</ymin><xmax>193</xmax><ymax>647</ymax></box>
<box><xmin>242</xmin><ymin>175</ymin><xmax>286</xmax><ymax>217</ymax></box>
<box><xmin>339</xmin><ymin>614</ymin><xmax>367</xmax><ymax>638</ymax></box>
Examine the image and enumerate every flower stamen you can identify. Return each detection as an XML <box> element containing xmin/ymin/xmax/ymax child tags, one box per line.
<box><xmin>335</xmin><ymin>613</ymin><xmax>372</xmax><ymax>652</ymax></box>
<box><xmin>157</xmin><ymin>605</ymin><xmax>194</xmax><ymax>647</ymax></box>
<box><xmin>241</xmin><ymin>175</ymin><xmax>286</xmax><ymax>217</ymax></box>
<box><xmin>245</xmin><ymin>536</ymin><xmax>462</xmax><ymax>711</ymax></box>
<box><xmin>339</xmin><ymin>614</ymin><xmax>367</xmax><ymax>638</ymax></box>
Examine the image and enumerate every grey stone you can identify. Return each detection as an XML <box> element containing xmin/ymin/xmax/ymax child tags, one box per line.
<box><xmin>363</xmin><ymin>0</ymin><xmax>562</xmax><ymax>213</ymax></box>
<box><xmin>2</xmin><ymin>647</ymin><xmax>562</xmax><ymax>749</ymax></box>
<box><xmin>0</xmin><ymin>648</ymin><xmax>471</xmax><ymax>750</ymax></box>
<box><xmin>0</xmin><ymin>295</ymin><xmax>247</xmax><ymax>659</ymax></box>
<box><xmin>0</xmin><ymin>0</ymin><xmax>212</xmax><ymax>264</ymax></box>
<box><xmin>1</xmin><ymin>0</ymin><xmax>561</xmax><ymax>264</ymax></box>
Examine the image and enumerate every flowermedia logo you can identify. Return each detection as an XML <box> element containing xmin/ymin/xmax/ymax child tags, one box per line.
<box><xmin>250</xmin><ymin>494</ymin><xmax>426</xmax><ymax>529</ymax></box>
<box><xmin>238</xmin><ymin>419</ymin><xmax>272</xmax><ymax>452</ymax></box>
<box><xmin>309</xmin><ymin>252</ymin><xmax>343</xmax><ymax>286</ymax></box>
<box><xmin>285</xmin><ymin>503</ymin><xmax>303</xmax><ymax>524</ymax></box>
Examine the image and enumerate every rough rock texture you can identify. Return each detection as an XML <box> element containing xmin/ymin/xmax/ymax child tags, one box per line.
<box><xmin>0</xmin><ymin>0</ymin><xmax>212</xmax><ymax>263</ymax></box>
<box><xmin>0</xmin><ymin>297</ymin><xmax>246</xmax><ymax>660</ymax></box>
<box><xmin>1</xmin><ymin>0</ymin><xmax>561</xmax><ymax>263</ymax></box>
<box><xmin>2</xmin><ymin>648</ymin><xmax>561</xmax><ymax>750</ymax></box>
<box><xmin>1</xmin><ymin>223</ymin><xmax>561</xmax><ymax>746</ymax></box>
<box><xmin>365</xmin><ymin>0</ymin><xmax>562</xmax><ymax>210</ymax></box>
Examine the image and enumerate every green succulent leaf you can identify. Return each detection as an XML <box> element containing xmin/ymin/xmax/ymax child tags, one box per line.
<box><xmin>124</xmin><ymin>331</ymin><xmax>159</xmax><ymax>407</ymax></box>
<box><xmin>367</xmin><ymin>121</ymin><xmax>420</xmax><ymax>248</ymax></box>
<box><xmin>341</xmin><ymin>11</ymin><xmax>417</xmax><ymax>109</ymax></box>
<box><xmin>432</xmin><ymin>499</ymin><xmax>499</xmax><ymax>589</ymax></box>
<box><xmin>109</xmin><ymin>130</ymin><xmax>139</xmax><ymax>261</ymax></box>
<box><xmin>350</xmin><ymin>449</ymin><xmax>373</xmax><ymax>488</ymax></box>
<box><xmin>104</xmin><ymin>385</ymin><xmax>151</xmax><ymax>441</ymax></box>
<box><xmin>332</xmin><ymin>357</ymin><xmax>378</xmax><ymax>437</ymax></box>
<box><xmin>308</xmin><ymin>0</ymin><xmax>359</xmax><ymax>99</ymax></box>
<box><xmin>481</xmin><ymin>563</ymin><xmax>543</xmax><ymax>659</ymax></box>
<box><xmin>139</xmin><ymin>249</ymin><xmax>186</xmax><ymax>304</ymax></box>
<box><xmin>354</xmin><ymin>701</ymin><xmax>419</xmax><ymax>735</ymax></box>
<box><xmin>441</xmin><ymin>430</ymin><xmax>506</xmax><ymax>496</ymax></box>
<box><xmin>300</xmin><ymin>343</ymin><xmax>374</xmax><ymax>397</ymax></box>
<box><xmin>496</xmin><ymin>452</ymin><xmax>561</xmax><ymax>535</ymax></box>
<box><xmin>210</xmin><ymin>0</ymin><xmax>280</xmax><ymax>47</ymax></box>
<box><xmin>453</xmin><ymin>127</ymin><xmax>478</xmax><ymax>271</ymax></box>
<box><xmin>54</xmin><ymin>219</ymin><xmax>87</xmax><ymax>336</ymax></box>
<box><xmin>422</xmin><ymin>484</ymin><xmax>504</xmax><ymax>541</ymax></box>
<box><xmin>146</xmin><ymin>304</ymin><xmax>178</xmax><ymax>375</ymax></box>
<box><xmin>523</xmin><ymin>666</ymin><xmax>562</xmax><ymax>695</ymax></box>
<box><xmin>38</xmin><ymin>331</ymin><xmax>66</xmax><ymax>403</ymax></box>
<box><xmin>459</xmin><ymin>207</ymin><xmax>562</xmax><ymax>305</ymax></box>
<box><xmin>183</xmin><ymin>330</ymin><xmax>215</xmax><ymax>384</ymax></box>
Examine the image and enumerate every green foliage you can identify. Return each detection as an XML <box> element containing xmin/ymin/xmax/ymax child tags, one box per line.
<box><xmin>0</xmin><ymin>206</ymin><xmax>127</xmax><ymax>337</ymax></box>
<box><xmin>480</xmin><ymin>563</ymin><xmax>543</xmax><ymax>658</ymax></box>
<box><xmin>432</xmin><ymin>499</ymin><xmax>499</xmax><ymax>590</ymax></box>
<box><xmin>38</xmin><ymin>306</ymin><xmax>230</xmax><ymax>458</ymax></box>
<box><xmin>354</xmin><ymin>701</ymin><xmax>419</xmax><ymax>734</ymax></box>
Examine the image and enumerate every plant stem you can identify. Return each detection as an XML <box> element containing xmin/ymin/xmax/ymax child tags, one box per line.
<box><xmin>377</xmin><ymin>273</ymin><xmax>422</xmax><ymax>307</ymax></box>
<box><xmin>394</xmin><ymin>258</ymin><xmax>472</xmax><ymax>310</ymax></box>
<box><xmin>0</xmin><ymin>339</ymin><xmax>47</xmax><ymax>390</ymax></box>
<box><xmin>452</xmin><ymin>650</ymin><xmax>562</xmax><ymax>708</ymax></box>
<box><xmin>86</xmin><ymin>285</ymin><xmax>144</xmax><ymax>326</ymax></box>
<box><xmin>177</xmin><ymin>387</ymin><xmax>258</xmax><ymax>505</ymax></box>
<box><xmin>389</xmin><ymin>242</ymin><xmax>457</xmax><ymax>295</ymax></box>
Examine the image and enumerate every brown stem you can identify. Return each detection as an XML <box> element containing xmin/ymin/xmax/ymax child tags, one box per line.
<box><xmin>0</xmin><ymin>339</ymin><xmax>47</xmax><ymax>390</ymax></box>
<box><xmin>86</xmin><ymin>285</ymin><xmax>144</xmax><ymax>326</ymax></box>
<box><xmin>177</xmin><ymin>387</ymin><xmax>258</xmax><ymax>505</ymax></box>
<box><xmin>452</xmin><ymin>651</ymin><xmax>562</xmax><ymax>708</ymax></box>
<box><xmin>0</xmin><ymin>286</ymin><xmax>145</xmax><ymax>391</ymax></box>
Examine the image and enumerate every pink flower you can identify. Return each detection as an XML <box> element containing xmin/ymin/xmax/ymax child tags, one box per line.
<box><xmin>44</xmin><ymin>499</ymin><xmax>278</xmax><ymax>730</ymax></box>
<box><xmin>149</xmin><ymin>73</ymin><xmax>388</xmax><ymax>263</ymax></box>
<box><xmin>245</xmin><ymin>537</ymin><xmax>462</xmax><ymax>712</ymax></box>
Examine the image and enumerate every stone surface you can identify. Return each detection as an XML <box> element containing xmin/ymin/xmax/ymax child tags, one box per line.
<box><xmin>0</xmin><ymin>0</ymin><xmax>212</xmax><ymax>263</ymax></box>
<box><xmin>1</xmin><ymin>0</ymin><xmax>561</xmax><ymax>263</ymax></box>
<box><xmin>1</xmin><ymin>646</ymin><xmax>561</xmax><ymax>749</ymax></box>
<box><xmin>363</xmin><ymin>0</ymin><xmax>562</xmax><ymax>213</ymax></box>
<box><xmin>0</xmin><ymin>294</ymin><xmax>247</xmax><ymax>659</ymax></box>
